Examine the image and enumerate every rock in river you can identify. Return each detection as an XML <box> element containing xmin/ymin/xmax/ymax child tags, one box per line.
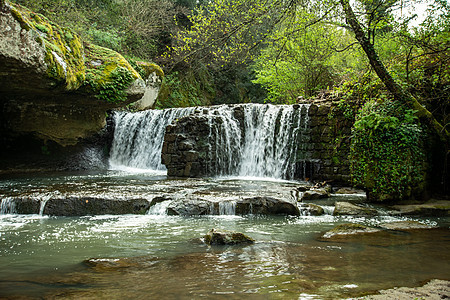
<box><xmin>333</xmin><ymin>201</ymin><xmax>378</xmax><ymax>216</ymax></box>
<box><xmin>204</xmin><ymin>229</ymin><xmax>255</xmax><ymax>245</ymax></box>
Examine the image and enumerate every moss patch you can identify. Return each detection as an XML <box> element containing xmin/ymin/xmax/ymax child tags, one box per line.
<box><xmin>9</xmin><ymin>3</ymin><xmax>85</xmax><ymax>90</ymax></box>
<box><xmin>83</xmin><ymin>43</ymin><xmax>141</xmax><ymax>103</ymax></box>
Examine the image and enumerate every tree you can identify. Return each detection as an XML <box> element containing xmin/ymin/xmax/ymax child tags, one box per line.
<box><xmin>339</xmin><ymin>0</ymin><xmax>448</xmax><ymax>143</ymax></box>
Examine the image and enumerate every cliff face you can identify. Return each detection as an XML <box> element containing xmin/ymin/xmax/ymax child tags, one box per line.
<box><xmin>0</xmin><ymin>1</ymin><xmax>161</xmax><ymax>147</ymax></box>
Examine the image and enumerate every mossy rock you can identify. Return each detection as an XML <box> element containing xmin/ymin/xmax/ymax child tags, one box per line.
<box><xmin>9</xmin><ymin>2</ymin><xmax>85</xmax><ymax>90</ymax></box>
<box><xmin>3</xmin><ymin>2</ymin><xmax>163</xmax><ymax>104</ymax></box>
<box><xmin>83</xmin><ymin>43</ymin><xmax>144</xmax><ymax>103</ymax></box>
<box><xmin>204</xmin><ymin>229</ymin><xmax>255</xmax><ymax>245</ymax></box>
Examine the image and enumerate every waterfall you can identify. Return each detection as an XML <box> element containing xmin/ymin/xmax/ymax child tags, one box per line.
<box><xmin>108</xmin><ymin>104</ymin><xmax>310</xmax><ymax>179</ymax></box>
<box><xmin>109</xmin><ymin>107</ymin><xmax>195</xmax><ymax>171</ymax></box>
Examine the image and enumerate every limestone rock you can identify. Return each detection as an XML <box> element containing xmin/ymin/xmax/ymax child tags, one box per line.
<box><xmin>335</xmin><ymin>187</ymin><xmax>363</xmax><ymax>194</ymax></box>
<box><xmin>333</xmin><ymin>201</ymin><xmax>378</xmax><ymax>216</ymax></box>
<box><xmin>167</xmin><ymin>198</ymin><xmax>211</xmax><ymax>216</ymax></box>
<box><xmin>166</xmin><ymin>196</ymin><xmax>300</xmax><ymax>216</ymax></box>
<box><xmin>204</xmin><ymin>229</ymin><xmax>255</xmax><ymax>245</ymax></box>
<box><xmin>322</xmin><ymin>223</ymin><xmax>381</xmax><ymax>239</ymax></box>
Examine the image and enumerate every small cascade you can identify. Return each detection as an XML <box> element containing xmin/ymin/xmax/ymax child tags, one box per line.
<box><xmin>109</xmin><ymin>107</ymin><xmax>195</xmax><ymax>170</ymax></box>
<box><xmin>218</xmin><ymin>201</ymin><xmax>236</xmax><ymax>215</ymax></box>
<box><xmin>0</xmin><ymin>198</ymin><xmax>16</xmax><ymax>214</ymax></box>
<box><xmin>147</xmin><ymin>201</ymin><xmax>171</xmax><ymax>215</ymax></box>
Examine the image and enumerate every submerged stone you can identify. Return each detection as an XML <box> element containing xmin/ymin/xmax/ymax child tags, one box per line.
<box><xmin>321</xmin><ymin>223</ymin><xmax>381</xmax><ymax>239</ymax></box>
<box><xmin>379</xmin><ymin>221</ymin><xmax>436</xmax><ymax>230</ymax></box>
<box><xmin>203</xmin><ymin>229</ymin><xmax>255</xmax><ymax>245</ymax></box>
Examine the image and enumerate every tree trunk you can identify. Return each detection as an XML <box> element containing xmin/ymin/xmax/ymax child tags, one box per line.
<box><xmin>339</xmin><ymin>0</ymin><xmax>449</xmax><ymax>143</ymax></box>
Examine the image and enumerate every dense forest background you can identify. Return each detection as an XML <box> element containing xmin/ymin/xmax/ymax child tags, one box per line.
<box><xmin>10</xmin><ymin>0</ymin><xmax>450</xmax><ymax>198</ymax></box>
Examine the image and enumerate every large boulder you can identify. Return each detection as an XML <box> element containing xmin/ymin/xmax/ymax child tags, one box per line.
<box><xmin>167</xmin><ymin>198</ymin><xmax>211</xmax><ymax>216</ymax></box>
<box><xmin>301</xmin><ymin>189</ymin><xmax>329</xmax><ymax>201</ymax></box>
<box><xmin>235</xmin><ymin>197</ymin><xmax>300</xmax><ymax>216</ymax></box>
<box><xmin>389</xmin><ymin>200</ymin><xmax>450</xmax><ymax>217</ymax></box>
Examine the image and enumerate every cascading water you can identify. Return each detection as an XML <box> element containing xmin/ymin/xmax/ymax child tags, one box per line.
<box><xmin>108</xmin><ymin>104</ymin><xmax>309</xmax><ymax>179</ymax></box>
<box><xmin>205</xmin><ymin>104</ymin><xmax>310</xmax><ymax>179</ymax></box>
<box><xmin>109</xmin><ymin>107</ymin><xmax>195</xmax><ymax>171</ymax></box>
<box><xmin>238</xmin><ymin>104</ymin><xmax>309</xmax><ymax>179</ymax></box>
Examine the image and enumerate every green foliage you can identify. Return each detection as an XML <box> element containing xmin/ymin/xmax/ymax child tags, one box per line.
<box><xmin>156</xmin><ymin>69</ymin><xmax>213</xmax><ymax>108</ymax></box>
<box><xmin>253</xmin><ymin>20</ymin><xmax>353</xmax><ymax>103</ymax></box>
<box><xmin>350</xmin><ymin>99</ymin><xmax>426</xmax><ymax>201</ymax></box>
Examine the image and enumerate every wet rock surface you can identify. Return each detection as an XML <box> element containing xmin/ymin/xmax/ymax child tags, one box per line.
<box><xmin>333</xmin><ymin>201</ymin><xmax>378</xmax><ymax>216</ymax></box>
<box><xmin>379</xmin><ymin>220</ymin><xmax>436</xmax><ymax>230</ymax></box>
<box><xmin>301</xmin><ymin>188</ymin><xmax>330</xmax><ymax>200</ymax></box>
<box><xmin>389</xmin><ymin>200</ymin><xmax>450</xmax><ymax>216</ymax></box>
<box><xmin>42</xmin><ymin>197</ymin><xmax>150</xmax><ymax>216</ymax></box>
<box><xmin>298</xmin><ymin>203</ymin><xmax>324</xmax><ymax>216</ymax></box>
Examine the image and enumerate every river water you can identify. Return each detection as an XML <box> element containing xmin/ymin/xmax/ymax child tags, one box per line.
<box><xmin>1</xmin><ymin>170</ymin><xmax>449</xmax><ymax>299</ymax></box>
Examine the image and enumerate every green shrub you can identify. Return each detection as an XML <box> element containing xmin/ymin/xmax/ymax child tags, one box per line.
<box><xmin>350</xmin><ymin>99</ymin><xmax>426</xmax><ymax>201</ymax></box>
